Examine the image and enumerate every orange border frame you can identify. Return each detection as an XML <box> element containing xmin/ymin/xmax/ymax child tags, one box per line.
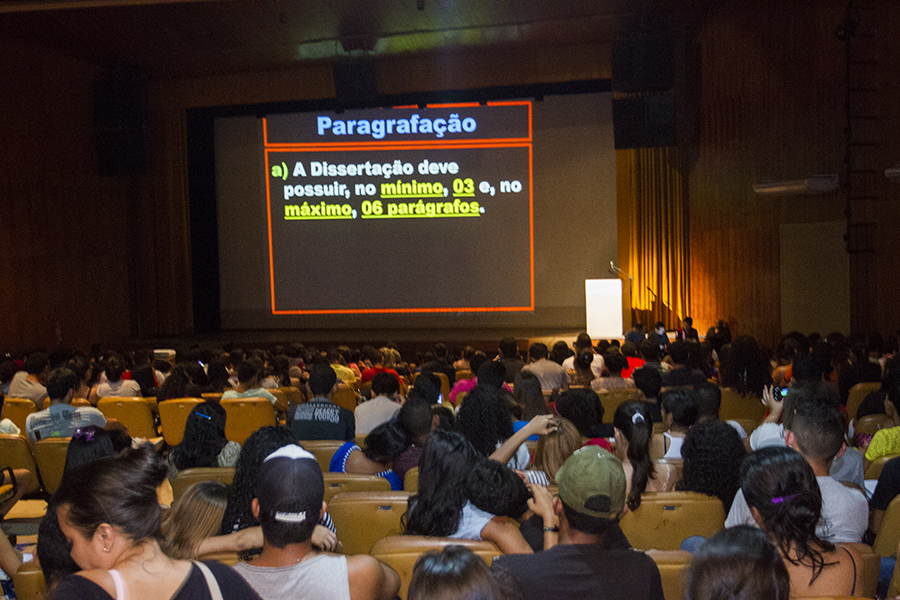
<box><xmin>264</xmin><ymin>101</ymin><xmax>534</xmax><ymax>315</ymax></box>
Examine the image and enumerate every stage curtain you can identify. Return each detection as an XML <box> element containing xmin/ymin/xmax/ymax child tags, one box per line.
<box><xmin>616</xmin><ymin>146</ymin><xmax>690</xmax><ymax>329</ymax></box>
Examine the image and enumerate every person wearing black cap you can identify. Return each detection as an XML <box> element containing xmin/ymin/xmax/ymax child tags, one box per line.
<box><xmin>492</xmin><ymin>447</ymin><xmax>664</xmax><ymax>600</ymax></box>
<box><xmin>232</xmin><ymin>445</ymin><xmax>400</xmax><ymax>600</ymax></box>
<box><xmin>288</xmin><ymin>364</ymin><xmax>355</xmax><ymax>441</ymax></box>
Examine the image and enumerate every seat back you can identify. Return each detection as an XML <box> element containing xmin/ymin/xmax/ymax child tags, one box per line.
<box><xmin>331</xmin><ymin>385</ymin><xmax>359</xmax><ymax>413</ymax></box>
<box><xmin>598</xmin><ymin>388</ymin><xmax>642</xmax><ymax>418</ymax></box>
<box><xmin>455</xmin><ymin>369</ymin><xmax>474</xmax><ymax>382</ymax></box>
<box><xmin>158</xmin><ymin>398</ymin><xmax>203</xmax><ymax>446</ymax></box>
<box><xmin>890</xmin><ymin>539</ymin><xmax>900</xmax><ymax>598</ymax></box>
<box><xmin>299</xmin><ymin>439</ymin><xmax>347</xmax><ymax>471</ymax></box>
<box><xmin>432</xmin><ymin>372</ymin><xmax>451</xmax><ymax>402</ymax></box>
<box><xmin>0</xmin><ymin>434</ymin><xmax>40</xmax><ymax>494</ymax></box>
<box><xmin>269</xmin><ymin>388</ymin><xmax>289</xmax><ymax>414</ymax></box>
<box><xmin>12</xmin><ymin>560</ymin><xmax>45</xmax><ymax>600</ymax></box>
<box><xmin>619</xmin><ymin>491</ymin><xmax>726</xmax><ymax>550</ymax></box>
<box><xmin>172</xmin><ymin>467</ymin><xmax>236</xmax><ymax>501</ymax></box>
<box><xmin>201</xmin><ymin>392</ymin><xmax>223</xmax><ymax>402</ymax></box>
<box><xmin>873</xmin><ymin>494</ymin><xmax>900</xmax><ymax>557</ymax></box>
<box><xmin>328</xmin><ymin>491</ymin><xmax>411</xmax><ymax>555</ymax></box>
<box><xmin>321</xmin><ymin>473</ymin><xmax>391</xmax><ymax>502</ymax></box>
<box><xmin>370</xmin><ymin>535</ymin><xmax>501</xmax><ymax>600</ymax></box>
<box><xmin>855</xmin><ymin>414</ymin><xmax>890</xmax><ymax>438</ymax></box>
<box><xmin>842</xmin><ymin>542</ymin><xmax>881</xmax><ymax>598</ymax></box>
<box><xmin>1</xmin><ymin>397</ymin><xmax>38</xmax><ymax>433</ymax></box>
<box><xmin>280</xmin><ymin>386</ymin><xmax>304</xmax><ymax>406</ymax></box>
<box><xmin>220</xmin><ymin>397</ymin><xmax>277</xmax><ymax>445</ymax></box>
<box><xmin>646</xmin><ymin>550</ymin><xmax>692</xmax><ymax>600</ymax></box>
<box><xmin>865</xmin><ymin>452</ymin><xmax>900</xmax><ymax>481</ymax></box>
<box><xmin>718</xmin><ymin>388</ymin><xmax>766</xmax><ymax>421</ymax></box>
<box><xmin>97</xmin><ymin>397</ymin><xmax>157</xmax><ymax>439</ymax></box>
<box><xmin>32</xmin><ymin>437</ymin><xmax>72</xmax><ymax>495</ymax></box>
<box><xmin>847</xmin><ymin>382</ymin><xmax>882</xmax><ymax>421</ymax></box>
<box><xmin>404</xmin><ymin>467</ymin><xmax>419</xmax><ymax>492</ymax></box>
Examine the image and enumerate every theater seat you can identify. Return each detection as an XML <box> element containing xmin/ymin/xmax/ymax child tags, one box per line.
<box><xmin>856</xmin><ymin>414</ymin><xmax>890</xmax><ymax>438</ymax></box>
<box><xmin>12</xmin><ymin>560</ymin><xmax>44</xmax><ymax>600</ymax></box>
<box><xmin>645</xmin><ymin>550</ymin><xmax>691</xmax><ymax>600</ymax></box>
<box><xmin>171</xmin><ymin>467</ymin><xmax>236</xmax><ymax>501</ymax></box>
<box><xmin>158</xmin><ymin>398</ymin><xmax>203</xmax><ymax>446</ymax></box>
<box><xmin>847</xmin><ymin>382</ymin><xmax>881</xmax><ymax>421</ymax></box>
<box><xmin>403</xmin><ymin>467</ymin><xmax>419</xmax><ymax>492</ymax></box>
<box><xmin>196</xmin><ymin>551</ymin><xmax>241</xmax><ymax>566</ymax></box>
<box><xmin>32</xmin><ymin>436</ymin><xmax>71</xmax><ymax>495</ymax></box>
<box><xmin>220</xmin><ymin>397</ymin><xmax>277</xmax><ymax>445</ymax></box>
<box><xmin>332</xmin><ymin>385</ymin><xmax>359</xmax><ymax>413</ymax></box>
<box><xmin>300</xmin><ymin>439</ymin><xmax>347</xmax><ymax>471</ymax></box>
<box><xmin>0</xmin><ymin>434</ymin><xmax>40</xmax><ymax>495</ymax></box>
<box><xmin>321</xmin><ymin>473</ymin><xmax>391</xmax><ymax>503</ymax></box>
<box><xmin>328</xmin><ymin>491</ymin><xmax>411</xmax><ymax>555</ymax></box>
<box><xmin>97</xmin><ymin>397</ymin><xmax>158</xmax><ymax>439</ymax></box>
<box><xmin>619</xmin><ymin>491</ymin><xmax>725</xmax><ymax>551</ymax></box>
<box><xmin>841</xmin><ymin>542</ymin><xmax>880</xmax><ymax>598</ymax></box>
<box><xmin>718</xmin><ymin>388</ymin><xmax>766</xmax><ymax>421</ymax></box>
<box><xmin>370</xmin><ymin>535</ymin><xmax>501</xmax><ymax>600</ymax></box>
<box><xmin>598</xmin><ymin>388</ymin><xmax>642</xmax><ymax>418</ymax></box>
<box><xmin>865</xmin><ymin>453</ymin><xmax>900</xmax><ymax>481</ymax></box>
<box><xmin>1</xmin><ymin>398</ymin><xmax>37</xmax><ymax>434</ymax></box>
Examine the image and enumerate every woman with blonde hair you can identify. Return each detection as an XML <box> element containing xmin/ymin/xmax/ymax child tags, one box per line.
<box><xmin>161</xmin><ymin>481</ymin><xmax>229</xmax><ymax>560</ymax></box>
<box><xmin>526</xmin><ymin>418</ymin><xmax>582</xmax><ymax>486</ymax></box>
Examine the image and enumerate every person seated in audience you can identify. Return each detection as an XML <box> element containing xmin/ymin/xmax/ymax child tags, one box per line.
<box><xmin>25</xmin><ymin>367</ymin><xmax>108</xmax><ymax>442</ymax></box>
<box><xmin>457</xmin><ymin>385</ymin><xmax>531</xmax><ymax>469</ymax></box>
<box><xmin>205</xmin><ymin>358</ymin><xmax>231</xmax><ymax>394</ymax></box>
<box><xmin>648</xmin><ymin>322</ymin><xmax>670</xmax><ymax>356</ymax></box>
<box><xmin>624</xmin><ymin>322</ymin><xmax>646</xmax><ymax>345</ymax></box>
<box><xmin>869</xmin><ymin>455</ymin><xmax>900</xmax><ymax>537</ymax></box>
<box><xmin>620</xmin><ymin>342</ymin><xmax>645</xmax><ymax>379</ymax></box>
<box><xmin>676</xmin><ymin>419</ymin><xmax>746</xmax><ymax>513</ymax></box>
<box><xmin>231</xmin><ymin>445</ymin><xmax>399</xmax><ymax>600</ymax></box>
<box><xmin>161</xmin><ymin>481</ymin><xmax>229</xmax><ymax>559</ymax></box>
<box><xmin>677</xmin><ymin>316</ymin><xmax>700</xmax><ymax>342</ymax></box>
<box><xmin>90</xmin><ymin>353</ymin><xmax>142</xmax><ymax>403</ymax></box>
<box><xmin>839</xmin><ymin>342</ymin><xmax>883</xmax><ymax>405</ymax></box>
<box><xmin>408</xmin><ymin>545</ymin><xmax>510</xmax><ymax>600</ymax></box>
<box><xmin>0</xmin><ymin>359</ymin><xmax>17</xmax><ymax>397</ymax></box>
<box><xmin>521</xmin><ymin>417</ymin><xmax>581</xmax><ymax>486</ymax></box>
<box><xmin>328</xmin><ymin>420</ymin><xmax>406</xmax><ymax>490</ymax></box>
<box><xmin>737</xmin><ymin>446</ymin><xmax>864</xmax><ymax>598</ymax></box>
<box><xmin>326</xmin><ymin>347</ymin><xmax>357</xmax><ymax>385</ymax></box>
<box><xmin>660</xmin><ymin>342</ymin><xmax>707</xmax><ymax>387</ymax></box>
<box><xmin>864</xmin><ymin>370</ymin><xmax>900</xmax><ymax>467</ymax></box>
<box><xmin>492</xmin><ymin>447</ymin><xmax>664</xmax><ymax>600</ymax></box>
<box><xmin>772</xmin><ymin>338</ymin><xmax>800</xmax><ymax>387</ymax></box>
<box><xmin>155</xmin><ymin>365</ymin><xmax>201</xmax><ymax>403</ymax></box>
<box><xmin>403</xmin><ymin>429</ymin><xmax>553</xmax><ymax>554</ymax></box>
<box><xmin>497</xmin><ymin>337</ymin><xmax>525</xmax><ymax>384</ymax></box>
<box><xmin>719</xmin><ymin>335</ymin><xmax>772</xmax><ymax>399</ymax></box>
<box><xmin>420</xmin><ymin>342</ymin><xmax>457</xmax><ymax>385</ymax></box>
<box><xmin>66</xmin><ymin>354</ymin><xmax>95</xmax><ymax>399</ymax></box>
<box><xmin>561</xmin><ymin>333</ymin><xmax>605</xmax><ymax>378</ymax></box>
<box><xmin>392</xmin><ymin>396</ymin><xmax>438</xmax><ymax>484</ymax></box>
<box><xmin>658</xmin><ymin>388</ymin><xmax>700</xmax><ymax>459</ymax></box>
<box><xmin>694</xmin><ymin>381</ymin><xmax>747</xmax><ymax>441</ymax></box>
<box><xmin>453</xmin><ymin>345</ymin><xmax>476</xmax><ymax>372</ymax></box>
<box><xmin>8</xmin><ymin>350</ymin><xmax>49</xmax><ymax>407</ymax></box>
<box><xmin>613</xmin><ymin>401</ymin><xmax>676</xmax><ymax>507</ymax></box>
<box><xmin>360</xmin><ymin>348</ymin><xmax>404</xmax><ymax>389</ymax></box>
<box><xmin>727</xmin><ymin>390</ymin><xmax>868</xmax><ymax>544</ymax></box>
<box><xmin>129</xmin><ymin>350</ymin><xmax>158</xmax><ymax>398</ymax></box>
<box><xmin>449</xmin><ymin>358</ymin><xmax>512</xmax><ymax>407</ymax></box>
<box><xmin>51</xmin><ymin>444</ymin><xmax>261</xmax><ymax>600</ymax></box>
<box><xmin>288</xmin><ymin>364</ymin><xmax>354</xmax><ymax>441</ymax></box>
<box><xmin>555</xmin><ymin>388</ymin><xmax>613</xmax><ymax>451</ymax></box>
<box><xmin>218</xmin><ymin>427</ymin><xmax>337</xmax><ymax>557</ymax></box>
<box><xmin>355</xmin><ymin>372</ymin><xmax>403</xmax><ymax>435</ymax></box>
<box><xmin>567</xmin><ymin>347</ymin><xmax>598</xmax><ymax>388</ymax></box>
<box><xmin>512</xmin><ymin>370</ymin><xmax>549</xmax><ymax>441</ymax></box>
<box><xmin>631</xmin><ymin>367</ymin><xmax>664</xmax><ymax>422</ymax></box>
<box><xmin>684</xmin><ymin>525</ymin><xmax>790</xmax><ymax>600</ymax></box>
<box><xmin>167</xmin><ymin>401</ymin><xmax>241</xmax><ymax>481</ymax></box>
<box><xmin>549</xmin><ymin>340</ymin><xmax>572</xmax><ymax>366</ymax></box>
<box><xmin>222</xmin><ymin>358</ymin><xmax>278</xmax><ymax>404</ymax></box>
<box><xmin>591</xmin><ymin>351</ymin><xmax>635</xmax><ymax>393</ymax></box>
<box><xmin>261</xmin><ymin>354</ymin><xmax>291</xmax><ymax>389</ymax></box>
<box><xmin>638</xmin><ymin>339</ymin><xmax>666</xmax><ymax>372</ymax></box>
<box><xmin>521</xmin><ymin>342</ymin><xmax>567</xmax><ymax>392</ymax></box>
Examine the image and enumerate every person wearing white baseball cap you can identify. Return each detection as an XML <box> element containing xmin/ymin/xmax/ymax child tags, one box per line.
<box><xmin>232</xmin><ymin>445</ymin><xmax>399</xmax><ymax>600</ymax></box>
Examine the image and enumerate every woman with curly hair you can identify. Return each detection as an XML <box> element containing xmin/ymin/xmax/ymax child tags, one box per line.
<box><xmin>676</xmin><ymin>419</ymin><xmax>746</xmax><ymax>512</ymax></box>
<box><xmin>741</xmin><ymin>446</ymin><xmax>863</xmax><ymax>597</ymax></box>
<box><xmin>403</xmin><ymin>429</ymin><xmax>554</xmax><ymax>554</ymax></box>
<box><xmin>156</xmin><ymin>365</ymin><xmax>200</xmax><ymax>403</ymax></box>
<box><xmin>167</xmin><ymin>401</ymin><xmax>240</xmax><ymax>481</ymax></box>
<box><xmin>456</xmin><ymin>385</ymin><xmax>529</xmax><ymax>469</ymax></box>
<box><xmin>613</xmin><ymin>401</ymin><xmax>676</xmax><ymax>511</ymax></box>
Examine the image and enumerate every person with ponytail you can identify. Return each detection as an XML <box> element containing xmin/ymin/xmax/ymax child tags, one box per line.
<box><xmin>51</xmin><ymin>444</ymin><xmax>260</xmax><ymax>599</ymax></box>
<box><xmin>613</xmin><ymin>401</ymin><xmax>676</xmax><ymax>511</ymax></box>
<box><xmin>740</xmin><ymin>446</ymin><xmax>863</xmax><ymax>598</ymax></box>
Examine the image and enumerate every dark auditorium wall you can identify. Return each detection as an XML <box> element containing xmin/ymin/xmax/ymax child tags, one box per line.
<box><xmin>0</xmin><ymin>38</ymin><xmax>134</xmax><ymax>350</ymax></box>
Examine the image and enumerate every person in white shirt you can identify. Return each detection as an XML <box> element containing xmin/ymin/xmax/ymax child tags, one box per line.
<box><xmin>355</xmin><ymin>372</ymin><xmax>403</xmax><ymax>435</ymax></box>
<box><xmin>522</xmin><ymin>343</ymin><xmax>567</xmax><ymax>392</ymax></box>
<box><xmin>25</xmin><ymin>368</ymin><xmax>107</xmax><ymax>443</ymax></box>
<box><xmin>561</xmin><ymin>332</ymin><xmax>605</xmax><ymax>378</ymax></box>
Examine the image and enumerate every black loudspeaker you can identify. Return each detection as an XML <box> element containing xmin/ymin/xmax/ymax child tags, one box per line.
<box><xmin>612</xmin><ymin>35</ymin><xmax>674</xmax><ymax>93</ymax></box>
<box><xmin>613</xmin><ymin>93</ymin><xmax>676</xmax><ymax>149</ymax></box>
<box><xmin>333</xmin><ymin>61</ymin><xmax>377</xmax><ymax>107</ymax></box>
<box><xmin>94</xmin><ymin>66</ymin><xmax>148</xmax><ymax>176</ymax></box>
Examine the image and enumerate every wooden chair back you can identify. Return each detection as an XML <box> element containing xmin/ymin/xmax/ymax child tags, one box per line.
<box><xmin>172</xmin><ymin>467</ymin><xmax>236</xmax><ymax>502</ymax></box>
<box><xmin>32</xmin><ymin>437</ymin><xmax>71</xmax><ymax>495</ymax></box>
<box><xmin>865</xmin><ymin>453</ymin><xmax>900</xmax><ymax>481</ymax></box>
<box><xmin>1</xmin><ymin>397</ymin><xmax>37</xmax><ymax>433</ymax></box>
<box><xmin>718</xmin><ymin>388</ymin><xmax>766</xmax><ymax>421</ymax></box>
<box><xmin>646</xmin><ymin>550</ymin><xmax>692</xmax><ymax>600</ymax></box>
<box><xmin>0</xmin><ymin>434</ymin><xmax>40</xmax><ymax>495</ymax></box>
<box><xmin>12</xmin><ymin>560</ymin><xmax>44</xmax><ymax>600</ymax></box>
<box><xmin>598</xmin><ymin>388</ymin><xmax>642</xmax><ymax>419</ymax></box>
<box><xmin>873</xmin><ymin>494</ymin><xmax>900</xmax><ymax>557</ymax></box>
<box><xmin>220</xmin><ymin>397</ymin><xmax>277</xmax><ymax>445</ymax></box>
<box><xmin>97</xmin><ymin>397</ymin><xmax>158</xmax><ymax>439</ymax></box>
<box><xmin>370</xmin><ymin>535</ymin><xmax>501</xmax><ymax>600</ymax></box>
<box><xmin>847</xmin><ymin>382</ymin><xmax>882</xmax><ymax>420</ymax></box>
<box><xmin>280</xmin><ymin>386</ymin><xmax>304</xmax><ymax>406</ymax></box>
<box><xmin>299</xmin><ymin>439</ymin><xmax>347</xmax><ymax>471</ymax></box>
<box><xmin>269</xmin><ymin>388</ymin><xmax>289</xmax><ymax>414</ymax></box>
<box><xmin>327</xmin><ymin>491</ymin><xmax>411</xmax><ymax>555</ymax></box>
<box><xmin>619</xmin><ymin>491</ymin><xmax>726</xmax><ymax>551</ymax></box>
<box><xmin>158</xmin><ymin>398</ymin><xmax>203</xmax><ymax>446</ymax></box>
<box><xmin>842</xmin><ymin>542</ymin><xmax>881</xmax><ymax>599</ymax></box>
<box><xmin>201</xmin><ymin>392</ymin><xmax>224</xmax><ymax>402</ymax></box>
<box><xmin>404</xmin><ymin>466</ymin><xmax>419</xmax><ymax>492</ymax></box>
<box><xmin>321</xmin><ymin>473</ymin><xmax>391</xmax><ymax>502</ymax></box>
<box><xmin>855</xmin><ymin>414</ymin><xmax>890</xmax><ymax>438</ymax></box>
<box><xmin>331</xmin><ymin>385</ymin><xmax>359</xmax><ymax>413</ymax></box>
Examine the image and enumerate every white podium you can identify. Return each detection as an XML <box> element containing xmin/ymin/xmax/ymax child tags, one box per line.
<box><xmin>585</xmin><ymin>279</ymin><xmax>623</xmax><ymax>339</ymax></box>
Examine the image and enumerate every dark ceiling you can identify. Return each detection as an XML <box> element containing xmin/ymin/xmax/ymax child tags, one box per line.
<box><xmin>0</xmin><ymin>0</ymin><xmax>706</xmax><ymax>79</ymax></box>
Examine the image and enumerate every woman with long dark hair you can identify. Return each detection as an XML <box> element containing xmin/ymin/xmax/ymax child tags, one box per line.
<box><xmin>167</xmin><ymin>401</ymin><xmax>240</xmax><ymax>481</ymax></box>
<box><xmin>676</xmin><ymin>419</ymin><xmax>746</xmax><ymax>512</ymax></box>
<box><xmin>456</xmin><ymin>385</ymin><xmax>529</xmax><ymax>469</ymax></box>
<box><xmin>613</xmin><ymin>401</ymin><xmax>676</xmax><ymax>511</ymax></box>
<box><xmin>403</xmin><ymin>429</ymin><xmax>553</xmax><ymax>554</ymax></box>
<box><xmin>720</xmin><ymin>335</ymin><xmax>773</xmax><ymax>398</ymax></box>
<box><xmin>741</xmin><ymin>446</ymin><xmax>863</xmax><ymax>597</ymax></box>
